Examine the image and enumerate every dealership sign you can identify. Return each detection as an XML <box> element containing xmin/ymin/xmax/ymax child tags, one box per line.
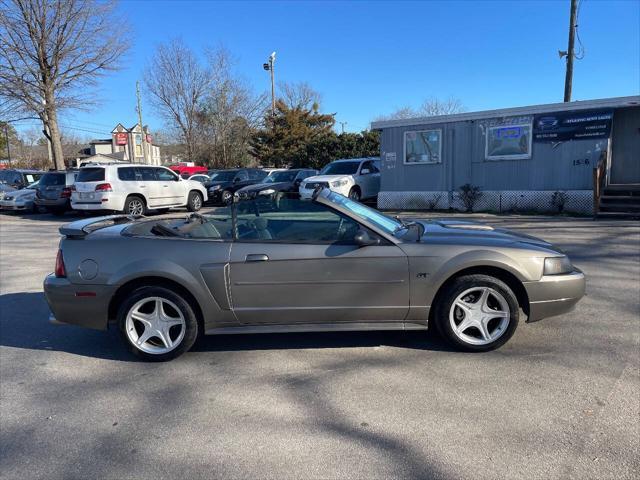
<box><xmin>114</xmin><ymin>132</ymin><xmax>128</xmax><ymax>145</ymax></box>
<box><xmin>533</xmin><ymin>109</ymin><xmax>613</xmax><ymax>142</ymax></box>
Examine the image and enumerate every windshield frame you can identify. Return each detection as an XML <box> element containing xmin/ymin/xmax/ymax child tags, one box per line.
<box><xmin>317</xmin><ymin>190</ymin><xmax>404</xmax><ymax>238</ymax></box>
<box><xmin>209</xmin><ymin>170</ymin><xmax>238</xmax><ymax>182</ymax></box>
<box><xmin>320</xmin><ymin>161</ymin><xmax>360</xmax><ymax>176</ymax></box>
<box><xmin>264</xmin><ymin>171</ymin><xmax>298</xmax><ymax>183</ymax></box>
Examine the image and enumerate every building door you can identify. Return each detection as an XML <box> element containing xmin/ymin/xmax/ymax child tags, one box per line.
<box><xmin>609</xmin><ymin>108</ymin><xmax>640</xmax><ymax>185</ymax></box>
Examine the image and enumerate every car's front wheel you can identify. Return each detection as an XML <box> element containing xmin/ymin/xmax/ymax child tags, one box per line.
<box><xmin>348</xmin><ymin>187</ymin><xmax>361</xmax><ymax>201</ymax></box>
<box><xmin>187</xmin><ymin>191</ymin><xmax>203</xmax><ymax>212</ymax></box>
<box><xmin>434</xmin><ymin>274</ymin><xmax>519</xmax><ymax>351</ymax></box>
<box><xmin>221</xmin><ymin>190</ymin><xmax>233</xmax><ymax>205</ymax></box>
<box><xmin>118</xmin><ymin>286</ymin><xmax>199</xmax><ymax>361</ymax></box>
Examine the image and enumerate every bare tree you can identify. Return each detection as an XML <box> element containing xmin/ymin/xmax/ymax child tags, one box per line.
<box><xmin>375</xmin><ymin>96</ymin><xmax>466</xmax><ymax>121</ymax></box>
<box><xmin>195</xmin><ymin>47</ymin><xmax>267</xmax><ymax>168</ymax></box>
<box><xmin>144</xmin><ymin>38</ymin><xmax>213</xmax><ymax>162</ymax></box>
<box><xmin>279</xmin><ymin>81</ymin><xmax>322</xmax><ymax>110</ymax></box>
<box><xmin>0</xmin><ymin>0</ymin><xmax>130</xmax><ymax>169</ymax></box>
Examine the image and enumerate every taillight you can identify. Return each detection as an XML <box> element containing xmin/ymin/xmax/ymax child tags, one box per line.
<box><xmin>55</xmin><ymin>249</ymin><xmax>66</xmax><ymax>278</ymax></box>
<box><xmin>60</xmin><ymin>187</ymin><xmax>72</xmax><ymax>198</ymax></box>
<box><xmin>95</xmin><ymin>183</ymin><xmax>113</xmax><ymax>192</ymax></box>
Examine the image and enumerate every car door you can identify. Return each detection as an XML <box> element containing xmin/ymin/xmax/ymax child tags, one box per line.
<box><xmin>156</xmin><ymin>167</ymin><xmax>184</xmax><ymax>205</ymax></box>
<box><xmin>228</xmin><ymin>196</ymin><xmax>410</xmax><ymax>325</ymax></box>
<box><xmin>136</xmin><ymin>167</ymin><xmax>161</xmax><ymax>207</ymax></box>
<box><xmin>358</xmin><ymin>161</ymin><xmax>379</xmax><ymax>199</ymax></box>
<box><xmin>233</xmin><ymin>170</ymin><xmax>250</xmax><ymax>190</ymax></box>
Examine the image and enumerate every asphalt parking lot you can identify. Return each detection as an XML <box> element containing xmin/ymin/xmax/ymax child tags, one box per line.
<box><xmin>1</xmin><ymin>208</ymin><xmax>638</xmax><ymax>479</ymax></box>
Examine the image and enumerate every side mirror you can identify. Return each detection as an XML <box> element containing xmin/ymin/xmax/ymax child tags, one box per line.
<box><xmin>353</xmin><ymin>229</ymin><xmax>380</xmax><ymax>247</ymax></box>
<box><xmin>294</xmin><ymin>178</ymin><xmax>302</xmax><ymax>185</ymax></box>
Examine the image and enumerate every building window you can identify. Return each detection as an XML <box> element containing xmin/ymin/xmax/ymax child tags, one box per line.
<box><xmin>404</xmin><ymin>129</ymin><xmax>442</xmax><ymax>164</ymax></box>
<box><xmin>485</xmin><ymin>123</ymin><xmax>532</xmax><ymax>160</ymax></box>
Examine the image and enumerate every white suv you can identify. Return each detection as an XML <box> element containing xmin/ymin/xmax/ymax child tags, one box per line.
<box><xmin>71</xmin><ymin>164</ymin><xmax>208</xmax><ymax>215</ymax></box>
<box><xmin>299</xmin><ymin>158</ymin><xmax>381</xmax><ymax>201</ymax></box>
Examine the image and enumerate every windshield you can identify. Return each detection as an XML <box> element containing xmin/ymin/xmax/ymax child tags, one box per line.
<box><xmin>264</xmin><ymin>171</ymin><xmax>297</xmax><ymax>183</ymax></box>
<box><xmin>39</xmin><ymin>173</ymin><xmax>66</xmax><ymax>186</ymax></box>
<box><xmin>320</xmin><ymin>161</ymin><xmax>359</xmax><ymax>176</ymax></box>
<box><xmin>210</xmin><ymin>171</ymin><xmax>237</xmax><ymax>182</ymax></box>
<box><xmin>325</xmin><ymin>191</ymin><xmax>401</xmax><ymax>235</ymax></box>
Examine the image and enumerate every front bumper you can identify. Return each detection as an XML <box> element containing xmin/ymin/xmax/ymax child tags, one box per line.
<box><xmin>44</xmin><ymin>274</ymin><xmax>117</xmax><ymax>330</ymax></box>
<box><xmin>524</xmin><ymin>269</ymin><xmax>586</xmax><ymax>322</ymax></box>
<box><xmin>0</xmin><ymin>201</ymin><xmax>30</xmax><ymax>211</ymax></box>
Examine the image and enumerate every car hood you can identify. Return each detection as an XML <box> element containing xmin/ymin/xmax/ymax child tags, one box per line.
<box><xmin>0</xmin><ymin>184</ymin><xmax>17</xmax><ymax>193</ymax></box>
<box><xmin>238</xmin><ymin>181</ymin><xmax>292</xmax><ymax>193</ymax></box>
<box><xmin>3</xmin><ymin>188</ymin><xmax>35</xmax><ymax>199</ymax></box>
<box><xmin>415</xmin><ymin>219</ymin><xmax>556</xmax><ymax>250</ymax></box>
<box><xmin>303</xmin><ymin>174</ymin><xmax>353</xmax><ymax>184</ymax></box>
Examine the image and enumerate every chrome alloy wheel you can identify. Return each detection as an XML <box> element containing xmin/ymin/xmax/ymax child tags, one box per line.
<box><xmin>127</xmin><ymin>198</ymin><xmax>144</xmax><ymax>215</ymax></box>
<box><xmin>125</xmin><ymin>297</ymin><xmax>186</xmax><ymax>354</ymax></box>
<box><xmin>449</xmin><ymin>287</ymin><xmax>510</xmax><ymax>346</ymax></box>
<box><xmin>191</xmin><ymin>193</ymin><xmax>202</xmax><ymax>210</ymax></box>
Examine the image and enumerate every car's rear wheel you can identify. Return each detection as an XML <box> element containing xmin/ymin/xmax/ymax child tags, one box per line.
<box><xmin>434</xmin><ymin>274</ymin><xmax>519</xmax><ymax>351</ymax></box>
<box><xmin>187</xmin><ymin>191</ymin><xmax>203</xmax><ymax>212</ymax></box>
<box><xmin>221</xmin><ymin>190</ymin><xmax>233</xmax><ymax>205</ymax></box>
<box><xmin>118</xmin><ymin>286</ymin><xmax>198</xmax><ymax>361</ymax></box>
<box><xmin>124</xmin><ymin>196</ymin><xmax>146</xmax><ymax>216</ymax></box>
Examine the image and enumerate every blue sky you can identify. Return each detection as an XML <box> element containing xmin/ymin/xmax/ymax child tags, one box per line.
<box><xmin>21</xmin><ymin>0</ymin><xmax>640</xmax><ymax>138</ymax></box>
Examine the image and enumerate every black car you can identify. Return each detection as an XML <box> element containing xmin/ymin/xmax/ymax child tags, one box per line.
<box><xmin>0</xmin><ymin>169</ymin><xmax>45</xmax><ymax>192</ymax></box>
<box><xmin>207</xmin><ymin>168</ymin><xmax>267</xmax><ymax>204</ymax></box>
<box><xmin>34</xmin><ymin>170</ymin><xmax>78</xmax><ymax>216</ymax></box>
<box><xmin>236</xmin><ymin>169</ymin><xmax>318</xmax><ymax>199</ymax></box>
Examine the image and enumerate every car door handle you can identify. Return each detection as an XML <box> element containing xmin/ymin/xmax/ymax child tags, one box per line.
<box><xmin>245</xmin><ymin>254</ymin><xmax>269</xmax><ymax>262</ymax></box>
<box><xmin>139</xmin><ymin>185</ymin><xmax>146</xmax><ymax>188</ymax></box>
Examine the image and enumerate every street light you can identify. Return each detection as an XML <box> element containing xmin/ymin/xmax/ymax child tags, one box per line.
<box><xmin>263</xmin><ymin>51</ymin><xmax>276</xmax><ymax>116</ymax></box>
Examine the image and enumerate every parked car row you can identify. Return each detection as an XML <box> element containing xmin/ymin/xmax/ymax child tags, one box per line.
<box><xmin>0</xmin><ymin>157</ymin><xmax>382</xmax><ymax>216</ymax></box>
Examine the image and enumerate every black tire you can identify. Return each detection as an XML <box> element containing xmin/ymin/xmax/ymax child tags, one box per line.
<box><xmin>123</xmin><ymin>195</ymin><xmax>147</xmax><ymax>216</ymax></box>
<box><xmin>117</xmin><ymin>286</ymin><xmax>199</xmax><ymax>362</ymax></box>
<box><xmin>433</xmin><ymin>274</ymin><xmax>519</xmax><ymax>352</ymax></box>
<box><xmin>50</xmin><ymin>208</ymin><xmax>65</xmax><ymax>217</ymax></box>
<box><xmin>221</xmin><ymin>189</ymin><xmax>233</xmax><ymax>205</ymax></box>
<box><xmin>348</xmin><ymin>187</ymin><xmax>361</xmax><ymax>202</ymax></box>
<box><xmin>187</xmin><ymin>191</ymin><xmax>203</xmax><ymax>212</ymax></box>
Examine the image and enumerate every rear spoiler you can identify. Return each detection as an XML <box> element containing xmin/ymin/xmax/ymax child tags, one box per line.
<box><xmin>59</xmin><ymin>214</ymin><xmax>139</xmax><ymax>238</ymax></box>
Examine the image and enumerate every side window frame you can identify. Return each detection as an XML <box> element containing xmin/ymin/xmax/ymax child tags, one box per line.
<box><xmin>231</xmin><ymin>198</ymin><xmax>385</xmax><ymax>245</ymax></box>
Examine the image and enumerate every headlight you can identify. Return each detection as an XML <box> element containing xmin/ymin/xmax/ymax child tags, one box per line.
<box><xmin>209</xmin><ymin>185</ymin><xmax>221</xmax><ymax>192</ymax></box>
<box><xmin>543</xmin><ymin>256</ymin><xmax>573</xmax><ymax>275</ymax></box>
<box><xmin>331</xmin><ymin>179</ymin><xmax>349</xmax><ymax>188</ymax></box>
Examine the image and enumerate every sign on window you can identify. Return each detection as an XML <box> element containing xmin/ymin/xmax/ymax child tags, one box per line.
<box><xmin>485</xmin><ymin>124</ymin><xmax>531</xmax><ymax>160</ymax></box>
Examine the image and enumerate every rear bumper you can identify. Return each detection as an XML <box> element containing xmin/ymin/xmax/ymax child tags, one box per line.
<box><xmin>43</xmin><ymin>274</ymin><xmax>117</xmax><ymax>330</ymax></box>
<box><xmin>35</xmin><ymin>198</ymin><xmax>68</xmax><ymax>208</ymax></box>
<box><xmin>524</xmin><ymin>269</ymin><xmax>586</xmax><ymax>322</ymax></box>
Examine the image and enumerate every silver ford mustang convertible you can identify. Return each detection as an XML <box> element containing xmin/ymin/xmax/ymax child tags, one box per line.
<box><xmin>44</xmin><ymin>188</ymin><xmax>585</xmax><ymax>361</ymax></box>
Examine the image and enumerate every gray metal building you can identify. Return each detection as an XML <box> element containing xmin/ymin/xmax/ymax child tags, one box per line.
<box><xmin>371</xmin><ymin>96</ymin><xmax>639</xmax><ymax>214</ymax></box>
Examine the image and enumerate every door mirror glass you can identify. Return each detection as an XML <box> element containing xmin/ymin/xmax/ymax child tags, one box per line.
<box><xmin>353</xmin><ymin>229</ymin><xmax>380</xmax><ymax>247</ymax></box>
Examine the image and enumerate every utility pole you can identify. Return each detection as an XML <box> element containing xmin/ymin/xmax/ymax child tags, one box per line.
<box><xmin>563</xmin><ymin>0</ymin><xmax>578</xmax><ymax>102</ymax></box>
<box><xmin>136</xmin><ymin>81</ymin><xmax>148</xmax><ymax>164</ymax></box>
<box><xmin>3</xmin><ymin>123</ymin><xmax>11</xmax><ymax>167</ymax></box>
<box><xmin>263</xmin><ymin>52</ymin><xmax>276</xmax><ymax>116</ymax></box>
<box><xmin>339</xmin><ymin>121</ymin><xmax>347</xmax><ymax>134</ymax></box>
